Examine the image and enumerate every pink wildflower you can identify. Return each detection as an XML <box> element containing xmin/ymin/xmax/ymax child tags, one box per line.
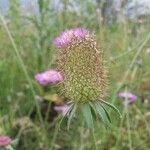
<box><xmin>53</xmin><ymin>28</ymin><xmax>89</xmax><ymax>48</ymax></box>
<box><xmin>0</xmin><ymin>136</ymin><xmax>11</xmax><ymax>147</ymax></box>
<box><xmin>118</xmin><ymin>92</ymin><xmax>137</xmax><ymax>104</ymax></box>
<box><xmin>35</xmin><ymin>69</ymin><xmax>63</xmax><ymax>86</ymax></box>
<box><xmin>54</xmin><ymin>104</ymin><xmax>70</xmax><ymax>116</ymax></box>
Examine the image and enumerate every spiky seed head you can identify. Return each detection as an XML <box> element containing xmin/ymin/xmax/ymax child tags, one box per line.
<box><xmin>54</xmin><ymin>28</ymin><xmax>107</xmax><ymax>102</ymax></box>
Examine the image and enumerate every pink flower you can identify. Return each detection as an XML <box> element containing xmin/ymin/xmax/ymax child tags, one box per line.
<box><xmin>53</xmin><ymin>28</ymin><xmax>89</xmax><ymax>48</ymax></box>
<box><xmin>118</xmin><ymin>92</ymin><xmax>137</xmax><ymax>104</ymax></box>
<box><xmin>0</xmin><ymin>136</ymin><xmax>11</xmax><ymax>147</ymax></box>
<box><xmin>35</xmin><ymin>69</ymin><xmax>63</xmax><ymax>86</ymax></box>
<box><xmin>54</xmin><ymin>104</ymin><xmax>70</xmax><ymax>116</ymax></box>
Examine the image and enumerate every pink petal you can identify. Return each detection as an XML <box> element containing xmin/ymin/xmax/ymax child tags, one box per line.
<box><xmin>54</xmin><ymin>104</ymin><xmax>70</xmax><ymax>116</ymax></box>
<box><xmin>118</xmin><ymin>92</ymin><xmax>137</xmax><ymax>104</ymax></box>
<box><xmin>53</xmin><ymin>28</ymin><xmax>89</xmax><ymax>48</ymax></box>
<box><xmin>0</xmin><ymin>136</ymin><xmax>12</xmax><ymax>147</ymax></box>
<box><xmin>35</xmin><ymin>69</ymin><xmax>63</xmax><ymax>86</ymax></box>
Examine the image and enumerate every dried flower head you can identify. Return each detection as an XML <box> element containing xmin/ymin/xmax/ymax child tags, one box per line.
<box><xmin>35</xmin><ymin>69</ymin><xmax>63</xmax><ymax>86</ymax></box>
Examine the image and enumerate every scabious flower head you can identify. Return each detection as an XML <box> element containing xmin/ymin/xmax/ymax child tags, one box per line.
<box><xmin>54</xmin><ymin>104</ymin><xmax>70</xmax><ymax>116</ymax></box>
<box><xmin>54</xmin><ymin>28</ymin><xmax>107</xmax><ymax>102</ymax></box>
<box><xmin>35</xmin><ymin>69</ymin><xmax>63</xmax><ymax>86</ymax></box>
<box><xmin>53</xmin><ymin>28</ymin><xmax>89</xmax><ymax>49</ymax></box>
<box><xmin>0</xmin><ymin>136</ymin><xmax>11</xmax><ymax>147</ymax></box>
<box><xmin>118</xmin><ymin>92</ymin><xmax>137</xmax><ymax>104</ymax></box>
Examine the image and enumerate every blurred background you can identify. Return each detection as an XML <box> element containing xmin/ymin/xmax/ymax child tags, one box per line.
<box><xmin>0</xmin><ymin>0</ymin><xmax>150</xmax><ymax>149</ymax></box>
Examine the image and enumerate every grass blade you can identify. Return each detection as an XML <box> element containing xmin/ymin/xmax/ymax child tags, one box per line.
<box><xmin>67</xmin><ymin>103</ymin><xmax>77</xmax><ymax>130</ymax></box>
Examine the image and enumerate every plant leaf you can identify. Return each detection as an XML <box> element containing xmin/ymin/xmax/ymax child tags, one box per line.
<box><xmin>67</xmin><ymin>103</ymin><xmax>77</xmax><ymax>130</ymax></box>
<box><xmin>89</xmin><ymin>101</ymin><xmax>97</xmax><ymax>120</ymax></box>
<box><xmin>57</xmin><ymin>103</ymin><xmax>74</xmax><ymax>130</ymax></box>
<box><xmin>81</xmin><ymin>103</ymin><xmax>93</xmax><ymax>128</ymax></box>
<box><xmin>44</xmin><ymin>93</ymin><xmax>63</xmax><ymax>103</ymax></box>
<box><xmin>94</xmin><ymin>102</ymin><xmax>111</xmax><ymax>124</ymax></box>
<box><xmin>100</xmin><ymin>103</ymin><xmax>111</xmax><ymax>123</ymax></box>
<box><xmin>100</xmin><ymin>100</ymin><xmax>122</xmax><ymax>118</ymax></box>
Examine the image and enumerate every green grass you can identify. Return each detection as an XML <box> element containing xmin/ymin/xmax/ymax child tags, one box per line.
<box><xmin>0</xmin><ymin>1</ymin><xmax>150</xmax><ymax>150</ymax></box>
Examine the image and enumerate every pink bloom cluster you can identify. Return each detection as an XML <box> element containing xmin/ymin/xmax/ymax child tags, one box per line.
<box><xmin>53</xmin><ymin>28</ymin><xmax>89</xmax><ymax>48</ymax></box>
<box><xmin>35</xmin><ymin>69</ymin><xmax>63</xmax><ymax>86</ymax></box>
<box><xmin>0</xmin><ymin>136</ymin><xmax>11</xmax><ymax>147</ymax></box>
<box><xmin>118</xmin><ymin>92</ymin><xmax>137</xmax><ymax>104</ymax></box>
<box><xmin>54</xmin><ymin>104</ymin><xmax>70</xmax><ymax>116</ymax></box>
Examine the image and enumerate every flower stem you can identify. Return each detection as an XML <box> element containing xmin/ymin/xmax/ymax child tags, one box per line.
<box><xmin>91</xmin><ymin>127</ymin><xmax>98</xmax><ymax>150</ymax></box>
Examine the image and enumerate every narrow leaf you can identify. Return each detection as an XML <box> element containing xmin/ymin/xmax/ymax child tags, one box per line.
<box><xmin>94</xmin><ymin>102</ymin><xmax>111</xmax><ymax>124</ymax></box>
<box><xmin>89</xmin><ymin>101</ymin><xmax>98</xmax><ymax>119</ymax></box>
<box><xmin>100</xmin><ymin>100</ymin><xmax>122</xmax><ymax>118</ymax></box>
<box><xmin>81</xmin><ymin>103</ymin><xmax>93</xmax><ymax>128</ymax></box>
<box><xmin>100</xmin><ymin>104</ymin><xmax>111</xmax><ymax>123</ymax></box>
<box><xmin>67</xmin><ymin>103</ymin><xmax>77</xmax><ymax>130</ymax></box>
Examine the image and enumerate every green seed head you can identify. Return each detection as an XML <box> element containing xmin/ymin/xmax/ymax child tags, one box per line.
<box><xmin>54</xmin><ymin>28</ymin><xmax>107</xmax><ymax>103</ymax></box>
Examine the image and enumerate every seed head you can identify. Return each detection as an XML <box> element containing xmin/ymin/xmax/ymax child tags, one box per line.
<box><xmin>54</xmin><ymin>28</ymin><xmax>107</xmax><ymax>102</ymax></box>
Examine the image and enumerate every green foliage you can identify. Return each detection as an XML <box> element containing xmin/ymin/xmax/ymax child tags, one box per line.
<box><xmin>81</xmin><ymin>103</ymin><xmax>94</xmax><ymax>128</ymax></box>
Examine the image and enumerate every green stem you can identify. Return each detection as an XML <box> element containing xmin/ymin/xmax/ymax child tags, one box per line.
<box><xmin>79</xmin><ymin>120</ymin><xmax>86</xmax><ymax>150</ymax></box>
<box><xmin>91</xmin><ymin>127</ymin><xmax>98</xmax><ymax>150</ymax></box>
<box><xmin>126</xmin><ymin>105</ymin><xmax>132</xmax><ymax>150</ymax></box>
<box><xmin>6</xmin><ymin>145</ymin><xmax>14</xmax><ymax>150</ymax></box>
<box><xmin>0</xmin><ymin>11</ymin><xmax>44</xmax><ymax>127</ymax></box>
<box><xmin>50</xmin><ymin>115</ymin><xmax>65</xmax><ymax>150</ymax></box>
<box><xmin>124</xmin><ymin>88</ymin><xmax>132</xmax><ymax>150</ymax></box>
<box><xmin>0</xmin><ymin>11</ymin><xmax>49</xmax><ymax>146</ymax></box>
<box><xmin>111</xmin><ymin>32</ymin><xmax>150</xmax><ymax>104</ymax></box>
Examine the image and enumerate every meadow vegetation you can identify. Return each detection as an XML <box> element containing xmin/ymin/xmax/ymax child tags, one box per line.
<box><xmin>0</xmin><ymin>0</ymin><xmax>150</xmax><ymax>149</ymax></box>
